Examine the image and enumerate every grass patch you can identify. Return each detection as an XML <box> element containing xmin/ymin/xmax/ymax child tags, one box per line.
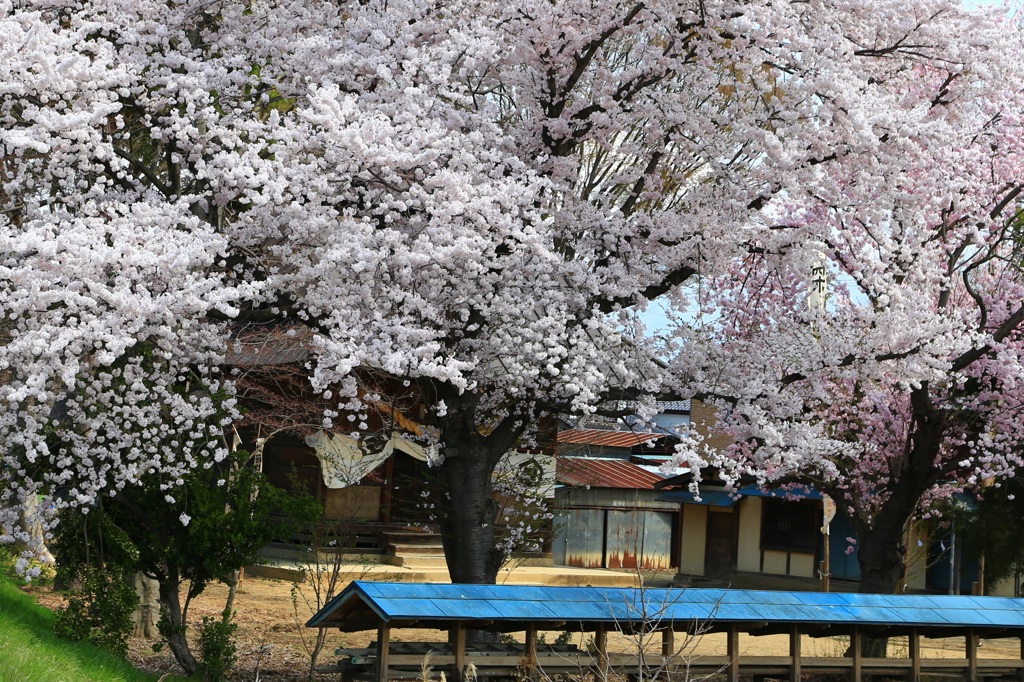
<box><xmin>0</xmin><ymin>571</ymin><xmax>181</xmax><ymax>681</ymax></box>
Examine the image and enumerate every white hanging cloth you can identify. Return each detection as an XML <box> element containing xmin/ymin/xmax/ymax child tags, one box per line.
<box><xmin>305</xmin><ymin>431</ymin><xmax>440</xmax><ymax>489</ymax></box>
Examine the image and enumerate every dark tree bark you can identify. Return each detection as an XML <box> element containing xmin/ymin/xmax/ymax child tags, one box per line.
<box><xmin>854</xmin><ymin>514</ymin><xmax>909</xmax><ymax>595</ymax></box>
<box><xmin>433</xmin><ymin>392</ymin><xmax>528</xmax><ymax>586</ymax></box>
<box><xmin>437</xmin><ymin>445</ymin><xmax>504</xmax><ymax>585</ymax></box>
<box><xmin>157</xmin><ymin>566</ymin><xmax>198</xmax><ymax>676</ymax></box>
<box><xmin>840</xmin><ymin>385</ymin><xmax>950</xmax><ymax>657</ymax></box>
<box><xmin>848</xmin><ymin>385</ymin><xmax>947</xmax><ymax>596</ymax></box>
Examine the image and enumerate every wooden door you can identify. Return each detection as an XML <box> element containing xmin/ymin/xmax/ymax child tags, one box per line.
<box><xmin>704</xmin><ymin>509</ymin><xmax>737</xmax><ymax>578</ymax></box>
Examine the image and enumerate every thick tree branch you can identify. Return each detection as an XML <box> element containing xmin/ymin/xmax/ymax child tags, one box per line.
<box><xmin>593</xmin><ymin>264</ymin><xmax>697</xmax><ymax>313</ymax></box>
<box><xmin>950</xmin><ymin>303</ymin><xmax>1024</xmax><ymax>372</ymax></box>
<box><xmin>113</xmin><ymin>147</ymin><xmax>172</xmax><ymax>197</ymax></box>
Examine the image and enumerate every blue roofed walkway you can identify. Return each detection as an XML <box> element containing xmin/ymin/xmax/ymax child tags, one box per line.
<box><xmin>308</xmin><ymin>581</ymin><xmax>1024</xmax><ymax>682</ymax></box>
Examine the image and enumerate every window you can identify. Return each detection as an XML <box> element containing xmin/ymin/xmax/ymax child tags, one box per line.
<box><xmin>761</xmin><ymin>499</ymin><xmax>818</xmax><ymax>553</ymax></box>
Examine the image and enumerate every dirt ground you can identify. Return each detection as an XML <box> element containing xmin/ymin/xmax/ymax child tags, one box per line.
<box><xmin>24</xmin><ymin>575</ymin><xmax>1024</xmax><ymax>681</ymax></box>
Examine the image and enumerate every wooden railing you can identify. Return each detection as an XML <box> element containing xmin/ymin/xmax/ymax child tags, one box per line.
<box><xmin>325</xmin><ymin>634</ymin><xmax>1024</xmax><ymax>682</ymax></box>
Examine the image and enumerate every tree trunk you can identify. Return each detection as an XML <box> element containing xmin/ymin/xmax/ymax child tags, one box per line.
<box><xmin>131</xmin><ymin>572</ymin><xmax>161</xmax><ymax>639</ymax></box>
<box><xmin>852</xmin><ymin>520</ymin><xmax>907</xmax><ymax>657</ymax></box>
<box><xmin>158</xmin><ymin>571</ymin><xmax>198</xmax><ymax>676</ymax></box>
<box><xmin>854</xmin><ymin>384</ymin><xmax>944</xmax><ymax>596</ymax></box>
<box><xmin>17</xmin><ymin>494</ymin><xmax>54</xmax><ymax>563</ymax></box>
<box><xmin>856</xmin><ymin>523</ymin><xmax>907</xmax><ymax>595</ymax></box>
<box><xmin>437</xmin><ymin>441</ymin><xmax>503</xmax><ymax>585</ymax></box>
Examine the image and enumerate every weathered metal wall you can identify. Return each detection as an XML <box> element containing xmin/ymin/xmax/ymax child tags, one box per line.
<box><xmin>641</xmin><ymin>510</ymin><xmax>673</xmax><ymax>569</ymax></box>
<box><xmin>605</xmin><ymin>510</ymin><xmax>641</xmax><ymax>568</ymax></box>
<box><xmin>605</xmin><ymin>510</ymin><xmax>673</xmax><ymax>570</ymax></box>
<box><xmin>553</xmin><ymin>508</ymin><xmax>604</xmax><ymax>568</ymax></box>
<box><xmin>555</xmin><ymin>508</ymin><xmax>673</xmax><ymax>569</ymax></box>
<box><xmin>556</xmin><ymin>487</ymin><xmax>677</xmax><ymax>511</ymax></box>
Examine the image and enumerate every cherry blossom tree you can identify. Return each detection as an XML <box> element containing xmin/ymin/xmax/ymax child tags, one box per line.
<box><xmin>3</xmin><ymin>0</ymin><xmax>1022</xmax><ymax>594</ymax></box>
<box><xmin>673</xmin><ymin>11</ymin><xmax>1024</xmax><ymax>594</ymax></box>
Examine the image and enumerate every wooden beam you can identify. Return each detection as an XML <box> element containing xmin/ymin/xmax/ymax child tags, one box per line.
<box><xmin>376</xmin><ymin>623</ymin><xmax>391</xmax><ymax>682</ymax></box>
<box><xmin>802</xmin><ymin>624</ymin><xmax>835</xmax><ymax>638</ymax></box>
<box><xmin>975</xmin><ymin>628</ymin><xmax>1008</xmax><ymax>640</ymax></box>
<box><xmin>727</xmin><ymin>625</ymin><xmax>740</xmax><ymax>682</ymax></box>
<box><xmin>789</xmin><ymin>625</ymin><xmax>801</xmax><ymax>682</ymax></box>
<box><xmin>909</xmin><ymin>627</ymin><xmax>920</xmax><ymax>682</ymax></box>
<box><xmin>742</xmin><ymin>622</ymin><xmax>772</xmax><ymax>635</ymax></box>
<box><xmin>380</xmin><ymin>455</ymin><xmax>395</xmax><ymax>523</ymax></box>
<box><xmin>525</xmin><ymin>623</ymin><xmax>538</xmax><ymax>679</ymax></box>
<box><xmin>967</xmin><ymin>629</ymin><xmax>978</xmax><ymax>682</ymax></box>
<box><xmin>849</xmin><ymin>627</ymin><xmax>861</xmax><ymax>682</ymax></box>
<box><xmin>662</xmin><ymin>628</ymin><xmax>675</xmax><ymax>658</ymax></box>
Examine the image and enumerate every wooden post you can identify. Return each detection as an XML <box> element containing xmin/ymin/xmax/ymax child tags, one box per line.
<box><xmin>661</xmin><ymin>628</ymin><xmax>675</xmax><ymax>658</ymax></box>
<box><xmin>727</xmin><ymin>625</ymin><xmax>740</xmax><ymax>682</ymax></box>
<box><xmin>380</xmin><ymin>455</ymin><xmax>395</xmax><ymax>524</ymax></box>
<box><xmin>850</xmin><ymin>627</ymin><xmax>862</xmax><ymax>682</ymax></box>
<box><xmin>595</xmin><ymin>624</ymin><xmax>608</xmax><ymax>681</ymax></box>
<box><xmin>789</xmin><ymin>625</ymin><xmax>801</xmax><ymax>682</ymax></box>
<box><xmin>821</xmin><ymin>544</ymin><xmax>830</xmax><ymax>592</ymax></box>
<box><xmin>909</xmin><ymin>627</ymin><xmax>921</xmax><ymax>682</ymax></box>
<box><xmin>967</xmin><ymin>629</ymin><xmax>978</xmax><ymax>682</ymax></box>
<box><xmin>376</xmin><ymin>623</ymin><xmax>391</xmax><ymax>682</ymax></box>
<box><xmin>1018</xmin><ymin>634</ymin><xmax>1024</xmax><ymax>682</ymax></box>
<box><xmin>450</xmin><ymin>622</ymin><xmax>466</xmax><ymax>682</ymax></box>
<box><xmin>821</xmin><ymin>495</ymin><xmax>835</xmax><ymax>593</ymax></box>
<box><xmin>525</xmin><ymin>624</ymin><xmax>538</xmax><ymax>679</ymax></box>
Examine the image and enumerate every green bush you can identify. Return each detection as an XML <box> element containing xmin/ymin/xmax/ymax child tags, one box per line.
<box><xmin>195</xmin><ymin>610</ymin><xmax>238</xmax><ymax>682</ymax></box>
<box><xmin>53</xmin><ymin>567</ymin><xmax>138</xmax><ymax>658</ymax></box>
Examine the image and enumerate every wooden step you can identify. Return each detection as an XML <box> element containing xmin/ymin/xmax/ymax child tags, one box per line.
<box><xmin>381</xmin><ymin>530</ymin><xmax>442</xmax><ymax>546</ymax></box>
<box><xmin>388</xmin><ymin>543</ymin><xmax>445</xmax><ymax>556</ymax></box>
<box><xmin>388</xmin><ymin>555</ymin><xmax>449</xmax><ymax>569</ymax></box>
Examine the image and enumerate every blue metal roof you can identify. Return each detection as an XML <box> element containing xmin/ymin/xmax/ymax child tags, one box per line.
<box><xmin>307</xmin><ymin>581</ymin><xmax>1024</xmax><ymax>632</ymax></box>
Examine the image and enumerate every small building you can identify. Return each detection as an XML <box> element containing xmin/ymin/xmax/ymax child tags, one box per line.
<box><xmin>553</xmin><ymin>457</ymin><xmax>675</xmax><ymax>570</ymax></box>
<box><xmin>654</xmin><ymin>472</ymin><xmax>936</xmax><ymax>592</ymax></box>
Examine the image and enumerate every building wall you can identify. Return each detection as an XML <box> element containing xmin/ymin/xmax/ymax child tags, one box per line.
<box><xmin>790</xmin><ymin>552</ymin><xmax>816</xmax><ymax>578</ymax></box>
<box><xmin>674</xmin><ymin>496</ymin><xmax>963</xmax><ymax>589</ymax></box>
<box><xmin>736</xmin><ymin>498</ymin><xmax>761</xmax><ymax>573</ymax></box>
<box><xmin>677</xmin><ymin>496</ymin><xmax>823</xmax><ymax>582</ymax></box>
<box><xmin>324</xmin><ymin>486</ymin><xmax>381</xmax><ymax>521</ymax></box>
<box><xmin>990</xmin><ymin>577</ymin><xmax>1018</xmax><ymax>597</ymax></box>
<box><xmin>557</xmin><ymin>487</ymin><xmax>678</xmax><ymax>512</ymax></box>
<box><xmin>651</xmin><ymin>413</ymin><xmax>690</xmax><ymax>432</ymax></box>
<box><xmin>679</xmin><ymin>505</ymin><xmax>707</xmax><ymax>575</ymax></box>
<box><xmin>689</xmin><ymin>399</ymin><xmax>735</xmax><ymax>453</ymax></box>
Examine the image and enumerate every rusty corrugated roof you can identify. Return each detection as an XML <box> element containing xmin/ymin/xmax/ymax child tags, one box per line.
<box><xmin>556</xmin><ymin>457</ymin><xmax>665</xmax><ymax>489</ymax></box>
<box><xmin>557</xmin><ymin>428</ymin><xmax>661</xmax><ymax>448</ymax></box>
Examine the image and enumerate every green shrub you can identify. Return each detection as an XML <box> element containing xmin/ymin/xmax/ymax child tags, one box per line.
<box><xmin>53</xmin><ymin>566</ymin><xmax>138</xmax><ymax>657</ymax></box>
<box><xmin>195</xmin><ymin>610</ymin><xmax>238</xmax><ymax>682</ymax></box>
